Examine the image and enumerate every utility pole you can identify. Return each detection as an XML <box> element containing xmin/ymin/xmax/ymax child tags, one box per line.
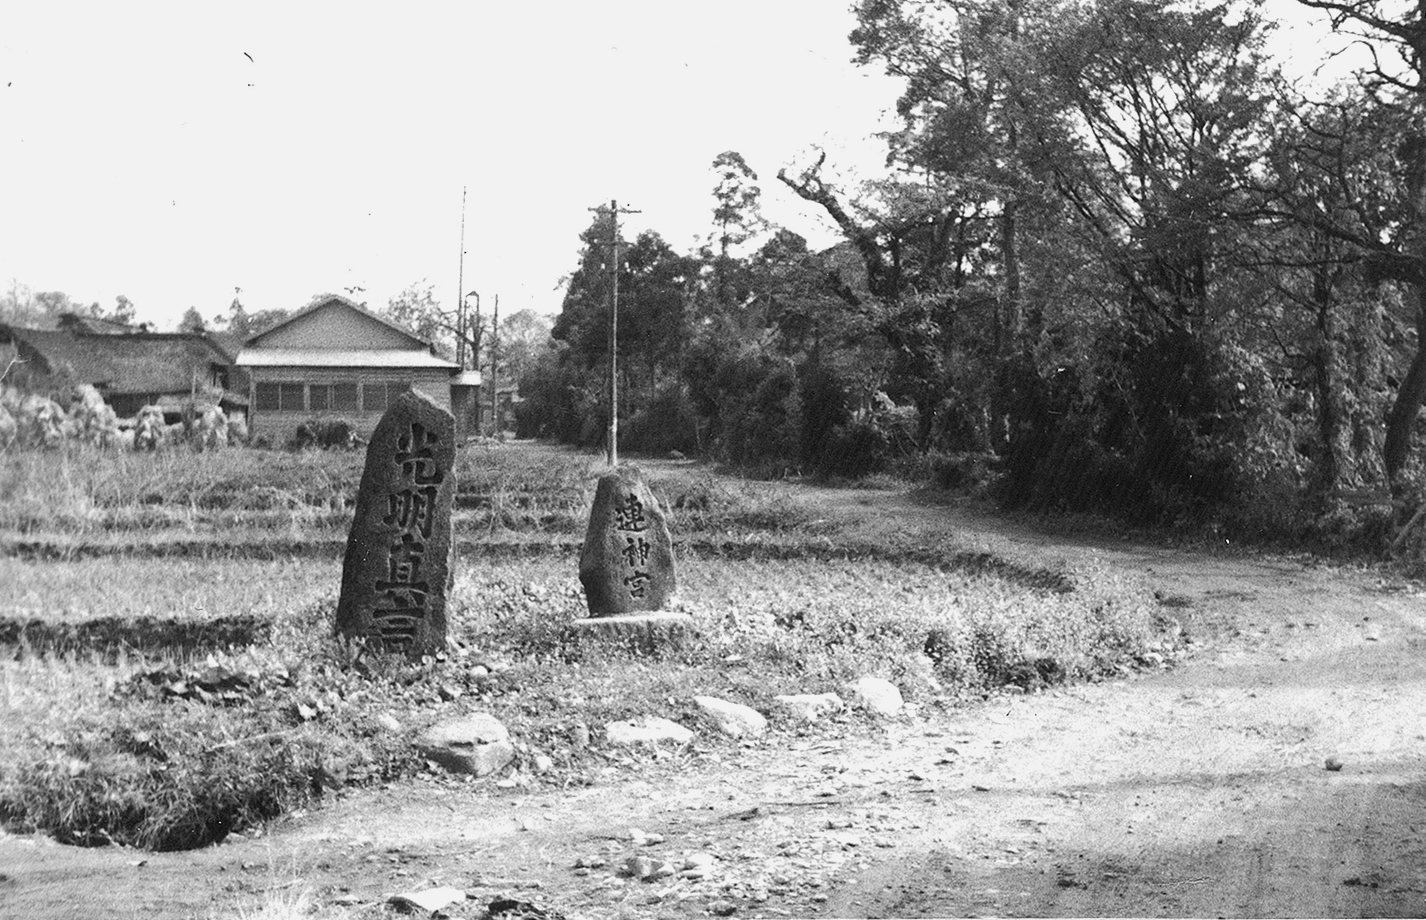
<box><xmin>456</xmin><ymin>187</ymin><xmax>468</xmax><ymax>369</ymax></box>
<box><xmin>489</xmin><ymin>293</ymin><xmax>500</xmax><ymax>438</ymax></box>
<box><xmin>588</xmin><ymin>199</ymin><xmax>640</xmax><ymax>467</ymax></box>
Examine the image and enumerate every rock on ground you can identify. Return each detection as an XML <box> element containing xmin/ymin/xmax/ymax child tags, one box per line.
<box><xmin>413</xmin><ymin>713</ymin><xmax>515</xmax><ymax>777</ymax></box>
<box><xmin>694</xmin><ymin>696</ymin><xmax>768</xmax><ymax>738</ymax></box>
<box><xmin>851</xmin><ymin>677</ymin><xmax>904</xmax><ymax>716</ymax></box>
<box><xmin>773</xmin><ymin>692</ymin><xmax>846</xmax><ymax>723</ymax></box>
<box><xmin>604</xmin><ymin>716</ymin><xmax>694</xmax><ymax>745</ymax></box>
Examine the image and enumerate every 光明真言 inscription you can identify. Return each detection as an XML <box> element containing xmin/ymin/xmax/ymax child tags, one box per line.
<box><xmin>336</xmin><ymin>393</ymin><xmax>455</xmax><ymax>655</ymax></box>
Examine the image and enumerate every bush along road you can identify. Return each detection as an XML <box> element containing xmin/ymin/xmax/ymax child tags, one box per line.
<box><xmin>2</xmin><ymin>481</ymin><xmax>1425</xmax><ymax>919</ymax></box>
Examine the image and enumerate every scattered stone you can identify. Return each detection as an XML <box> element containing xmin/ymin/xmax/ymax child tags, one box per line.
<box><xmin>387</xmin><ymin>885</ymin><xmax>466</xmax><ymax>913</ymax></box>
<box><xmin>533</xmin><ymin>753</ymin><xmax>554</xmax><ymax>774</ymax></box>
<box><xmin>604</xmin><ymin>717</ymin><xmax>694</xmax><ymax>746</ymax></box>
<box><xmin>375</xmin><ymin>713</ymin><xmax>403</xmax><ymax>733</ymax></box>
<box><xmin>682</xmin><ymin>852</ymin><xmax>715</xmax><ymax>870</ymax></box>
<box><xmin>578</xmin><ymin>467</ymin><xmax>677</xmax><ymax>615</ymax></box>
<box><xmin>413</xmin><ymin>713</ymin><xmax>515</xmax><ymax>777</ymax></box>
<box><xmin>710</xmin><ymin>900</ymin><xmax>737</xmax><ymax>916</ymax></box>
<box><xmin>438</xmin><ymin>682</ymin><xmax>463</xmax><ymax>702</ymax></box>
<box><xmin>1325</xmin><ymin>755</ymin><xmax>1344</xmax><ymax>772</ymax></box>
<box><xmin>694</xmin><ymin>696</ymin><xmax>768</xmax><ymax>738</ymax></box>
<box><xmin>851</xmin><ymin>677</ymin><xmax>904</xmax><ymax>716</ymax></box>
<box><xmin>627</xmin><ymin>828</ymin><xmax>666</xmax><ymax>846</ymax></box>
<box><xmin>772</xmin><ymin>693</ymin><xmax>845</xmax><ymax>723</ymax></box>
<box><xmin>483</xmin><ymin>896</ymin><xmax>567</xmax><ymax>920</ymax></box>
<box><xmin>574</xmin><ymin>856</ymin><xmax>608</xmax><ymax>869</ymax></box>
<box><xmin>335</xmin><ymin>391</ymin><xmax>456</xmax><ymax>657</ymax></box>
<box><xmin>622</xmin><ymin>855</ymin><xmax>674</xmax><ymax>880</ymax></box>
<box><xmin>569</xmin><ymin>722</ymin><xmax>591</xmax><ymax>748</ymax></box>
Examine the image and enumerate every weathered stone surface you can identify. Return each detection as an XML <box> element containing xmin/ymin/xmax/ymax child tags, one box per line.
<box><xmin>851</xmin><ymin>677</ymin><xmax>904</xmax><ymax>716</ymax></box>
<box><xmin>694</xmin><ymin>695</ymin><xmax>768</xmax><ymax>738</ymax></box>
<box><xmin>387</xmin><ymin>886</ymin><xmax>466</xmax><ymax>913</ymax></box>
<box><xmin>772</xmin><ymin>692</ymin><xmax>846</xmax><ymax>723</ymax></box>
<box><xmin>604</xmin><ymin>716</ymin><xmax>694</xmax><ymax>746</ymax></box>
<box><xmin>335</xmin><ymin>390</ymin><xmax>455</xmax><ymax>656</ymax></box>
<box><xmin>414</xmin><ymin>713</ymin><xmax>515</xmax><ymax>777</ymax></box>
<box><xmin>565</xmin><ymin>612</ymin><xmax>697</xmax><ymax>652</ymax></box>
<box><xmin>578</xmin><ymin>467</ymin><xmax>676</xmax><ymax>615</ymax></box>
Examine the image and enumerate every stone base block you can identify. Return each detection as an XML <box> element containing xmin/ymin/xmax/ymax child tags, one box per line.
<box><xmin>565</xmin><ymin>612</ymin><xmax>699</xmax><ymax>654</ymax></box>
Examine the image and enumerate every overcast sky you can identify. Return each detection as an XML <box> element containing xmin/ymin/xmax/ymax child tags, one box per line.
<box><xmin>0</xmin><ymin>1</ymin><xmax>1344</xmax><ymax>331</ymax></box>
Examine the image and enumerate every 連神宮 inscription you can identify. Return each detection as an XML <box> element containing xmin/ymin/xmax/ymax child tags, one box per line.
<box><xmin>579</xmin><ymin>467</ymin><xmax>676</xmax><ymax>615</ymax></box>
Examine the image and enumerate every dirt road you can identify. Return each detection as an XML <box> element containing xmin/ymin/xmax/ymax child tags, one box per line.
<box><xmin>3</xmin><ymin>487</ymin><xmax>1425</xmax><ymax>919</ymax></box>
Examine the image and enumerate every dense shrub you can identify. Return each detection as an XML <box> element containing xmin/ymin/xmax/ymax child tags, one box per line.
<box><xmin>516</xmin><ymin>348</ymin><xmax>601</xmax><ymax>445</ymax></box>
<box><xmin>797</xmin><ymin>361</ymin><xmax>851</xmax><ymax>469</ymax></box>
<box><xmin>622</xmin><ymin>383</ymin><xmax>699</xmax><ymax>455</ymax></box>
<box><xmin>995</xmin><ymin>325</ymin><xmax>1299</xmax><ymax>527</ymax></box>
<box><xmin>290</xmin><ymin>419</ymin><xmax>358</xmax><ymax>451</ymax></box>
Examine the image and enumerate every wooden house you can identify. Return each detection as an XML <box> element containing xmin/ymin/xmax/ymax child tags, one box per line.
<box><xmin>0</xmin><ymin>317</ymin><xmax>245</xmax><ymax>420</ymax></box>
<box><xmin>235</xmin><ymin>294</ymin><xmax>478</xmax><ymax>444</ymax></box>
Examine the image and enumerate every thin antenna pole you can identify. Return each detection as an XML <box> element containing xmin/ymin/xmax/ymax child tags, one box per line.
<box><xmin>456</xmin><ymin>187</ymin><xmax>467</xmax><ymax>369</ymax></box>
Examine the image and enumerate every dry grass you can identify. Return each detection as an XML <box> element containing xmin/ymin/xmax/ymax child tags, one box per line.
<box><xmin>0</xmin><ymin>439</ymin><xmax>1173</xmax><ymax>852</ymax></box>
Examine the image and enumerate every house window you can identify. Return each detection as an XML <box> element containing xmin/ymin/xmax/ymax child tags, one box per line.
<box><xmin>333</xmin><ymin>382</ymin><xmax>359</xmax><ymax>411</ymax></box>
<box><xmin>279</xmin><ymin>383</ymin><xmax>305</xmax><ymax>412</ymax></box>
<box><xmin>256</xmin><ymin>382</ymin><xmax>280</xmax><ymax>411</ymax></box>
<box><xmin>257</xmin><ymin>381</ymin><xmax>307</xmax><ymax>411</ymax></box>
<box><xmin>309</xmin><ymin>384</ymin><xmax>331</xmax><ymax>411</ymax></box>
<box><xmin>362</xmin><ymin>383</ymin><xmax>387</xmax><ymax>412</ymax></box>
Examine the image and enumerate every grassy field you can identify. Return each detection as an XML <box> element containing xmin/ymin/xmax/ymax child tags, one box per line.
<box><xmin>0</xmin><ymin>440</ymin><xmax>1168</xmax><ymax>852</ymax></box>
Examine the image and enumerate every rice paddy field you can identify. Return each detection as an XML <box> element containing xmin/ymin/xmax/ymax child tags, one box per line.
<box><xmin>0</xmin><ymin>439</ymin><xmax>1164</xmax><ymax>854</ymax></box>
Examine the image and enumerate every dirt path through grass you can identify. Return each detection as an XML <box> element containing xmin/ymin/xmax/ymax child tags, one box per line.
<box><xmin>3</xmin><ymin>470</ymin><xmax>1425</xmax><ymax>918</ymax></box>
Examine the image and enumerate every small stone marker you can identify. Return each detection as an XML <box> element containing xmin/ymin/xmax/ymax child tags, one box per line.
<box><xmin>578</xmin><ymin>467</ymin><xmax>676</xmax><ymax>615</ymax></box>
<box><xmin>335</xmin><ymin>390</ymin><xmax>455</xmax><ymax>656</ymax></box>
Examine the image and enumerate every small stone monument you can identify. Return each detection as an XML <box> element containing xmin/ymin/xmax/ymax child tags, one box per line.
<box><xmin>335</xmin><ymin>390</ymin><xmax>456</xmax><ymax>657</ymax></box>
<box><xmin>571</xmin><ymin>466</ymin><xmax>692</xmax><ymax>649</ymax></box>
<box><xmin>579</xmin><ymin>467</ymin><xmax>676</xmax><ymax>613</ymax></box>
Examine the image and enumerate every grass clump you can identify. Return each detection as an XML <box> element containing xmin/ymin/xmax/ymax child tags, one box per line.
<box><xmin>0</xmin><ymin>600</ymin><xmax>422</xmax><ymax>850</ymax></box>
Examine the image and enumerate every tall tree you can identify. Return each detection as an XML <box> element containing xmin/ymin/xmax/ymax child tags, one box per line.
<box><xmin>1276</xmin><ymin>0</ymin><xmax>1426</xmax><ymax>499</ymax></box>
<box><xmin>177</xmin><ymin>306</ymin><xmax>207</xmax><ymax>333</ymax></box>
<box><xmin>708</xmin><ymin>150</ymin><xmax>764</xmax><ymax>309</ymax></box>
<box><xmin>496</xmin><ymin>308</ymin><xmax>554</xmax><ymax>386</ymax></box>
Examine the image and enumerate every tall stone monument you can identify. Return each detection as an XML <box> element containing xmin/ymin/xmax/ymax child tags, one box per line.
<box><xmin>335</xmin><ymin>390</ymin><xmax>456</xmax><ymax>656</ymax></box>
